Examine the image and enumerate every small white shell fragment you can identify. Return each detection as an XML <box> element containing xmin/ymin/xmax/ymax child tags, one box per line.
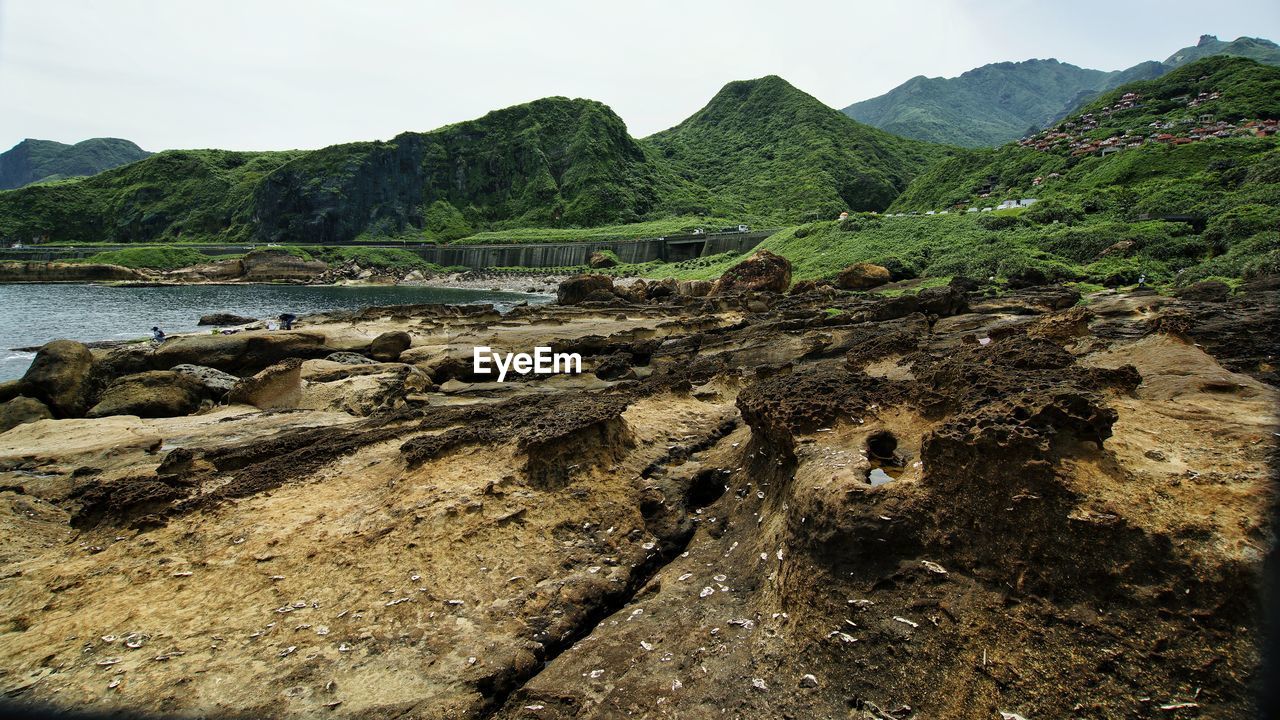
<box><xmin>96</xmin><ymin>657</ymin><xmax>122</xmax><ymax>666</ymax></box>
<box><xmin>922</xmin><ymin>560</ymin><xmax>948</xmax><ymax>575</ymax></box>
<box><xmin>640</xmin><ymin>641</ymin><xmax>653</xmax><ymax>651</ymax></box>
<box><xmin>678</xmin><ymin>573</ymin><xmax>693</xmax><ymax>582</ymax></box>
<box><xmin>100</xmin><ymin>635</ymin><xmax>118</xmax><ymax>643</ymax></box>
<box><xmin>893</xmin><ymin>616</ymin><xmax>919</xmax><ymax>628</ymax></box>
<box><xmin>279</xmin><ymin>646</ymin><xmax>297</xmax><ymax>657</ymax></box>
<box><xmin>699</xmin><ymin>587</ymin><xmax>714</xmax><ymax>598</ymax></box>
<box><xmin>124</xmin><ymin>634</ymin><xmax>146</xmax><ymax>649</ymax></box>
<box><xmin>172</xmin><ymin>571</ymin><xmax>192</xmax><ymax>577</ymax></box>
<box><xmin>641</xmin><ymin>542</ymin><xmax>655</xmax><ymax>550</ymax></box>
<box><xmin>315</xmin><ymin>626</ymin><xmax>330</xmax><ymax>636</ymax></box>
<box><xmin>108</xmin><ymin>678</ymin><xmax>121</xmax><ymax>689</ymax></box>
<box><xmin>713</xmin><ymin>574</ymin><xmax>727</xmax><ymax>583</ymax></box>
<box><xmin>588</xmin><ymin>669</ymin><xmax>604</xmax><ymax>679</ymax></box>
<box><xmin>751</xmin><ymin>678</ymin><xmax>767</xmax><ymax>691</ymax></box>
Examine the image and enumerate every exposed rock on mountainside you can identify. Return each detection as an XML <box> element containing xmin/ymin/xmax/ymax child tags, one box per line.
<box><xmin>0</xmin><ymin>274</ymin><xmax>1273</xmax><ymax>719</ymax></box>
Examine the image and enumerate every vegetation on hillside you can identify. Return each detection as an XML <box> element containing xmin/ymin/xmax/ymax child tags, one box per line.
<box><xmin>0</xmin><ymin>138</ymin><xmax>152</xmax><ymax>190</ymax></box>
<box><xmin>647</xmin><ymin>76</ymin><xmax>948</xmax><ymax>222</ymax></box>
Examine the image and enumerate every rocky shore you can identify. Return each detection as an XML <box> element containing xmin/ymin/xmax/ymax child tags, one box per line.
<box><xmin>0</xmin><ymin>251</ymin><xmax>1275</xmax><ymax>719</ymax></box>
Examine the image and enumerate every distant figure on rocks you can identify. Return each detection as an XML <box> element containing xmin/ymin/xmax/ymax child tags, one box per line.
<box><xmin>279</xmin><ymin>313</ymin><xmax>297</xmax><ymax>330</ymax></box>
<box><xmin>150</xmin><ymin>326</ymin><xmax>166</xmax><ymax>344</ymax></box>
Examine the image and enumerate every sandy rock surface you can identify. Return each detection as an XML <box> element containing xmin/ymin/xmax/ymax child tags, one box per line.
<box><xmin>0</xmin><ymin>284</ymin><xmax>1275</xmax><ymax>719</ymax></box>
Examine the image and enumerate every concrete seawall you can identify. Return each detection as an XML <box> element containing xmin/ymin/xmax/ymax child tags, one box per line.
<box><xmin>0</xmin><ymin>231</ymin><xmax>774</xmax><ymax>269</ymax></box>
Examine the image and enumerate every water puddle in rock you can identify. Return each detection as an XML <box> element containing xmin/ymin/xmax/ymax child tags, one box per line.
<box><xmin>866</xmin><ymin>465</ymin><xmax>902</xmax><ymax>487</ymax></box>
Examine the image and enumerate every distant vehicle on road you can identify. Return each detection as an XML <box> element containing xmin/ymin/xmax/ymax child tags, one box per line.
<box><xmin>692</xmin><ymin>228</ymin><xmax>706</xmax><ymax>235</ymax></box>
<box><xmin>719</xmin><ymin>225</ymin><xmax>751</xmax><ymax>233</ymax></box>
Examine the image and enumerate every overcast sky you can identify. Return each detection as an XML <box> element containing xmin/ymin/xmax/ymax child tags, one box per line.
<box><xmin>2</xmin><ymin>0</ymin><xmax>1278</xmax><ymax>152</ymax></box>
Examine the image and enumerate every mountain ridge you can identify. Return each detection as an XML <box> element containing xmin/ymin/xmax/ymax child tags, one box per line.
<box><xmin>0</xmin><ymin>78</ymin><xmax>945</xmax><ymax>245</ymax></box>
<box><xmin>843</xmin><ymin>35</ymin><xmax>1280</xmax><ymax>148</ymax></box>
<box><xmin>0</xmin><ymin>137</ymin><xmax>152</xmax><ymax>190</ymax></box>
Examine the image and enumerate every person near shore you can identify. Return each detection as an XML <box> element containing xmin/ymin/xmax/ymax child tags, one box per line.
<box><xmin>150</xmin><ymin>326</ymin><xmax>166</xmax><ymax>344</ymax></box>
<box><xmin>279</xmin><ymin>313</ymin><xmax>297</xmax><ymax>330</ymax></box>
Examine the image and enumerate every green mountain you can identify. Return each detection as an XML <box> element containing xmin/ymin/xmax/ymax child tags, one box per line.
<box><xmin>0</xmin><ymin>81</ymin><xmax>944</xmax><ymax>245</ymax></box>
<box><xmin>1165</xmin><ymin>34</ymin><xmax>1280</xmax><ymax>68</ymax></box>
<box><xmin>645</xmin><ymin>75</ymin><xmax>948</xmax><ymax>221</ymax></box>
<box><xmin>843</xmin><ymin>35</ymin><xmax>1280</xmax><ymax>148</ymax></box>
<box><xmin>0</xmin><ymin>138</ymin><xmax>152</xmax><ymax>190</ymax></box>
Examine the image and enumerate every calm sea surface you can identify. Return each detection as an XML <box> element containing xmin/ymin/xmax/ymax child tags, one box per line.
<box><xmin>0</xmin><ymin>283</ymin><xmax>549</xmax><ymax>381</ymax></box>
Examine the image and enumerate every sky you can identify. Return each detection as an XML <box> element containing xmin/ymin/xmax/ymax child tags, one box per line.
<box><xmin>2</xmin><ymin>0</ymin><xmax>1278</xmax><ymax>152</ymax></box>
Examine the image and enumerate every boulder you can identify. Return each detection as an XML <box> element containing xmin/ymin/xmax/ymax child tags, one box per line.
<box><xmin>227</xmin><ymin>358</ymin><xmax>304</xmax><ymax>410</ymax></box>
<box><xmin>0</xmin><ymin>396</ymin><xmax>53</xmax><ymax>432</ymax></box>
<box><xmin>325</xmin><ymin>352</ymin><xmax>379</xmax><ymax>366</ymax></box>
<box><xmin>677</xmin><ymin>280</ymin><xmax>713</xmax><ymax>297</ymax></box>
<box><xmin>169</xmin><ymin>364</ymin><xmax>240</xmax><ymax>396</ymax></box>
<box><xmin>240</xmin><ymin>250</ymin><xmax>328</xmax><ymax>282</ymax></box>
<box><xmin>1175</xmin><ymin>280</ymin><xmax>1231</xmax><ymax>303</ymax></box>
<box><xmin>86</xmin><ymin>371</ymin><xmax>205</xmax><ymax>419</ymax></box>
<box><xmin>20</xmin><ymin>339</ymin><xmax>95</xmax><ymax>417</ymax></box>
<box><xmin>836</xmin><ymin>263</ymin><xmax>891</xmax><ymax>290</ymax></box>
<box><xmin>151</xmin><ymin>331</ymin><xmax>330</xmax><ymax>374</ymax></box>
<box><xmin>557</xmin><ymin>275</ymin><xmax>615</xmax><ymax>305</ymax></box>
<box><xmin>588</xmin><ymin>251</ymin><xmax>618</xmax><ymax>269</ymax></box>
<box><xmin>646</xmin><ymin>277</ymin><xmax>677</xmax><ymax>300</ymax></box>
<box><xmin>618</xmin><ymin>279</ymin><xmax>649</xmax><ymax>303</ymax></box>
<box><xmin>0</xmin><ymin>380</ymin><xmax>23</xmax><ymax>403</ymax></box>
<box><xmin>711</xmin><ymin>250</ymin><xmax>791</xmax><ymax>295</ymax></box>
<box><xmin>198</xmin><ymin>313</ymin><xmax>258</xmax><ymax>326</ymax></box>
<box><xmin>369</xmin><ymin>331</ymin><xmax>413</xmax><ymax>362</ymax></box>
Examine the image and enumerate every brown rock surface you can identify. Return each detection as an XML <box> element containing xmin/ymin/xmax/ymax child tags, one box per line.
<box><xmin>20</xmin><ymin>339</ymin><xmax>95</xmax><ymax>417</ymax></box>
<box><xmin>86</xmin><ymin>370</ymin><xmax>206</xmax><ymax>419</ymax></box>
<box><xmin>711</xmin><ymin>250</ymin><xmax>792</xmax><ymax>295</ymax></box>
<box><xmin>0</xmin><ymin>286</ymin><xmax>1273</xmax><ymax>720</ymax></box>
<box><xmin>836</xmin><ymin>262</ymin><xmax>892</xmax><ymax>290</ymax></box>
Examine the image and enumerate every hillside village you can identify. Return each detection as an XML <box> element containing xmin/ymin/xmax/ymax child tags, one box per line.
<box><xmin>1018</xmin><ymin>89</ymin><xmax>1278</xmax><ymax>157</ymax></box>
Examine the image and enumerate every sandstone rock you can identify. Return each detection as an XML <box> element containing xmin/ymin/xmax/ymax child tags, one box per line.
<box><xmin>198</xmin><ymin>313</ymin><xmax>258</xmax><ymax>326</ymax></box>
<box><xmin>165</xmin><ymin>259</ymin><xmax>244</xmax><ymax>282</ymax></box>
<box><xmin>677</xmin><ymin>280</ymin><xmax>713</xmax><ymax>297</ymax></box>
<box><xmin>557</xmin><ymin>275</ymin><xmax>615</xmax><ymax>305</ymax></box>
<box><xmin>836</xmin><ymin>263</ymin><xmax>891</xmax><ymax>290</ymax></box>
<box><xmin>618</xmin><ymin>279</ymin><xmax>649</xmax><ymax>303</ymax></box>
<box><xmin>588</xmin><ymin>251</ymin><xmax>618</xmax><ymax>269</ymax></box>
<box><xmin>0</xmin><ymin>380</ymin><xmax>23</xmax><ymax>403</ymax></box>
<box><xmin>20</xmin><ymin>339</ymin><xmax>94</xmax><ymax>418</ymax></box>
<box><xmin>1175</xmin><ymin>280</ymin><xmax>1231</xmax><ymax>303</ymax></box>
<box><xmin>594</xmin><ymin>352</ymin><xmax>635</xmax><ymax>381</ymax></box>
<box><xmin>227</xmin><ymin>358</ymin><xmax>304</xmax><ymax>410</ymax></box>
<box><xmin>325</xmin><ymin>352</ymin><xmax>378</xmax><ymax>366</ymax></box>
<box><xmin>87</xmin><ymin>371</ymin><xmax>205</xmax><ymax>419</ymax></box>
<box><xmin>646</xmin><ymin>277</ymin><xmax>677</xmax><ymax>300</ymax></box>
<box><xmin>169</xmin><ymin>364</ymin><xmax>240</xmax><ymax>396</ymax></box>
<box><xmin>0</xmin><ymin>396</ymin><xmax>52</xmax><ymax>432</ymax></box>
<box><xmin>369</xmin><ymin>331</ymin><xmax>413</xmax><ymax>362</ymax></box>
<box><xmin>712</xmin><ymin>250</ymin><xmax>791</xmax><ymax>295</ymax></box>
<box><xmin>0</xmin><ymin>262</ymin><xmax>146</xmax><ymax>283</ymax></box>
<box><xmin>240</xmin><ymin>250</ymin><xmax>327</xmax><ymax>282</ymax></box>
<box><xmin>151</xmin><ymin>331</ymin><xmax>330</xmax><ymax>375</ymax></box>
